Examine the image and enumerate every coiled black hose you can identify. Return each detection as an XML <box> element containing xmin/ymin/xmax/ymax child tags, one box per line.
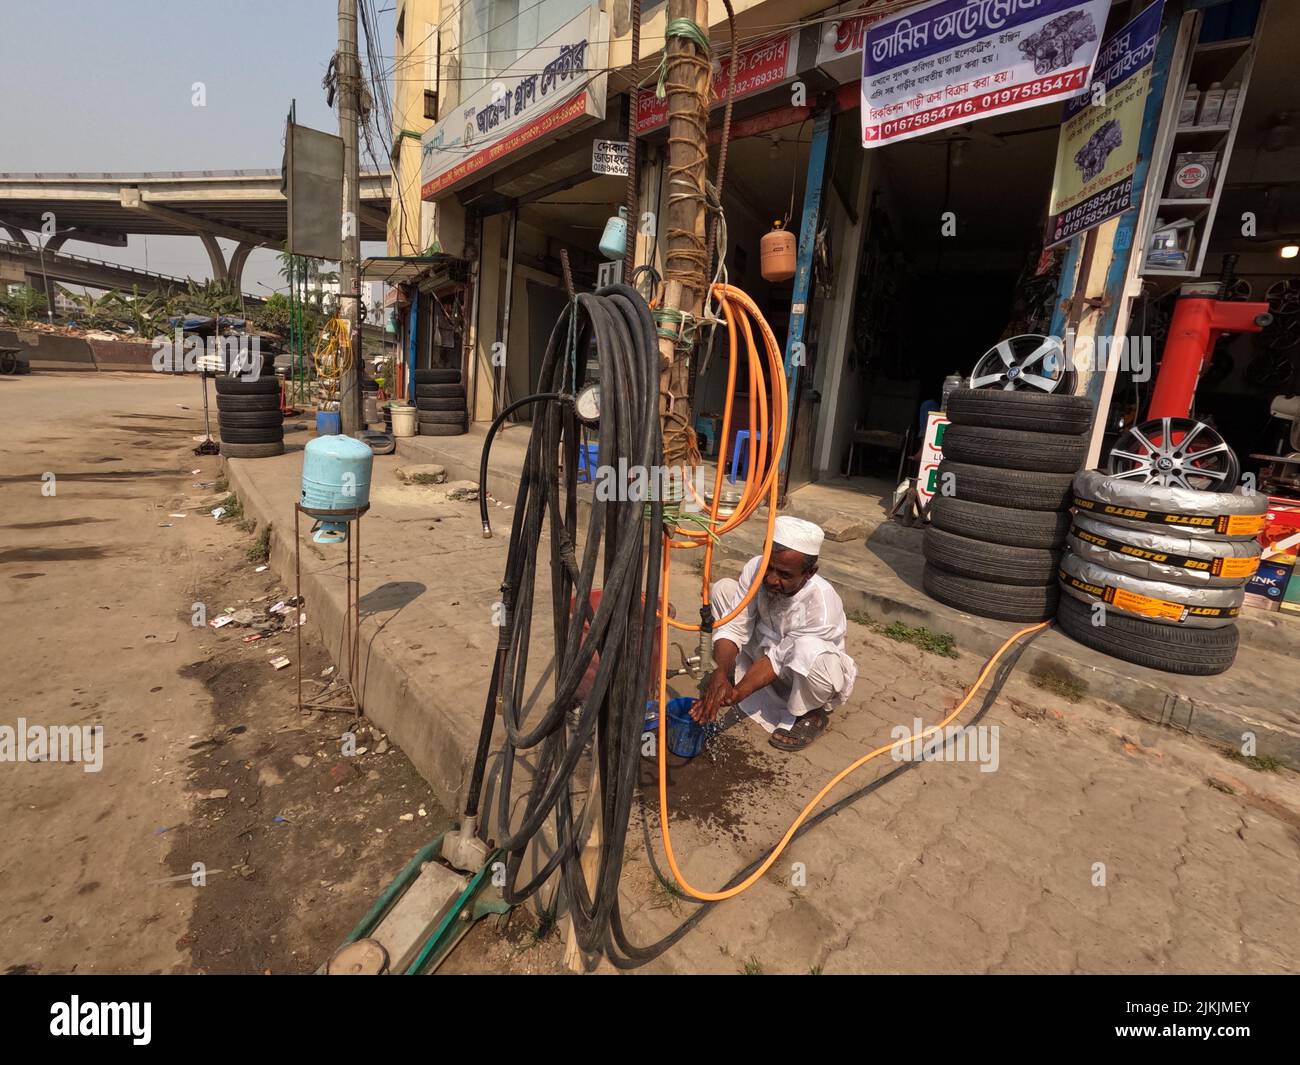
<box><xmin>472</xmin><ymin>283</ymin><xmax>663</xmax><ymax>960</ymax></box>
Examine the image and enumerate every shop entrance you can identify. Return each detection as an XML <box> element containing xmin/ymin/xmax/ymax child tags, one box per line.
<box><xmin>815</xmin><ymin>105</ymin><xmax>1067</xmax><ymax>500</ymax></box>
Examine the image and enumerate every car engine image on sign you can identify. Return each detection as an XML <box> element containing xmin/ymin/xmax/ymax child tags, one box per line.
<box><xmin>1019</xmin><ymin>11</ymin><xmax>1099</xmax><ymax>75</ymax></box>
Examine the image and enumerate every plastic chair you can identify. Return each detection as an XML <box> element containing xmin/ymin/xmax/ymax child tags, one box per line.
<box><xmin>576</xmin><ymin>442</ymin><xmax>600</xmax><ymax>483</ymax></box>
<box><xmin>727</xmin><ymin>430</ymin><xmax>761</xmax><ymax>483</ymax></box>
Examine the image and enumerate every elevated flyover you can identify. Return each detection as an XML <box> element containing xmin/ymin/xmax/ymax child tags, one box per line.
<box><xmin>0</xmin><ymin>168</ymin><xmax>391</xmax><ymax>293</ymax></box>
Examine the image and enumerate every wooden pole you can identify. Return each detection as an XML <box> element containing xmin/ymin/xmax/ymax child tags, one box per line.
<box><xmin>657</xmin><ymin>0</ymin><xmax>712</xmax><ymax>469</ymax></box>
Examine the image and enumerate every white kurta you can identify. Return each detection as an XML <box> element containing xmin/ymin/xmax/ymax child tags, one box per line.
<box><xmin>710</xmin><ymin>555</ymin><xmax>857</xmax><ymax>733</ymax></box>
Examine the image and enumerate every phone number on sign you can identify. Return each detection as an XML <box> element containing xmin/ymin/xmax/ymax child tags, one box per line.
<box><xmin>873</xmin><ymin>69</ymin><xmax>1089</xmax><ymax>140</ymax></box>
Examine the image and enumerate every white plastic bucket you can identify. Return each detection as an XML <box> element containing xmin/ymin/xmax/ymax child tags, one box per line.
<box><xmin>390</xmin><ymin>404</ymin><xmax>417</xmax><ymax>438</ymax></box>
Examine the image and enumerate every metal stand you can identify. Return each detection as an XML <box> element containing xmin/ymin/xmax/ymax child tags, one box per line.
<box><xmin>194</xmin><ymin>370</ymin><xmax>220</xmax><ymax>455</ymax></box>
<box><xmin>294</xmin><ymin>502</ymin><xmax>368</xmax><ymax>717</ymax></box>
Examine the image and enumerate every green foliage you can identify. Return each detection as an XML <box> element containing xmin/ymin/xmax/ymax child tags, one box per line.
<box><xmin>880</xmin><ymin>621</ymin><xmax>958</xmax><ymax>658</ymax></box>
<box><xmin>0</xmin><ymin>284</ymin><xmax>48</xmax><ymax>322</ymax></box>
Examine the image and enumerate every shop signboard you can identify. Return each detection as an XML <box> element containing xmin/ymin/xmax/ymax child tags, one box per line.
<box><xmin>635</xmin><ymin>30</ymin><xmax>798</xmax><ymax>134</ymax></box>
<box><xmin>591</xmin><ymin>139</ymin><xmax>629</xmax><ymax>176</ymax></box>
<box><xmin>420</xmin><ymin>6</ymin><xmax>609</xmax><ymax>200</ymax></box>
<box><xmin>917</xmin><ymin>410</ymin><xmax>951</xmax><ymax>507</ymax></box>
<box><xmin>861</xmin><ymin>0</ymin><xmax>1110</xmax><ymax>148</ymax></box>
<box><xmin>1044</xmin><ymin>1</ymin><xmax>1164</xmax><ymax>247</ymax></box>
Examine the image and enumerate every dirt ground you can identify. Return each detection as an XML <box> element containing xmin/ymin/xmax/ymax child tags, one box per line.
<box><xmin>0</xmin><ymin>373</ymin><xmax>563</xmax><ymax>975</ymax></box>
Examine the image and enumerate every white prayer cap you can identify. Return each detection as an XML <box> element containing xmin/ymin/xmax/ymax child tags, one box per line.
<box><xmin>773</xmin><ymin>515</ymin><xmax>824</xmax><ymax>558</ymax></box>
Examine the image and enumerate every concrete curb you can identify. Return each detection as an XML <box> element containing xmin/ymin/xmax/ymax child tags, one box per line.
<box><xmin>221</xmin><ymin>452</ymin><xmax>483</xmax><ymax>813</ymax></box>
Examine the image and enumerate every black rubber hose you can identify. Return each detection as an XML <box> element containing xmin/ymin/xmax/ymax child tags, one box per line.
<box><xmin>471</xmin><ymin>284</ymin><xmax>663</xmax><ymax>959</ymax></box>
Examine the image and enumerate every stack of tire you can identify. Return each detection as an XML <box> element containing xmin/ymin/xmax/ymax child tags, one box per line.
<box><xmin>413</xmin><ymin>368</ymin><xmax>466</xmax><ymax>437</ymax></box>
<box><xmin>216</xmin><ymin>371</ymin><xmax>284</xmax><ymax>458</ymax></box>
<box><xmin>923</xmin><ymin>388</ymin><xmax>1094</xmax><ymax>622</ymax></box>
<box><xmin>1054</xmin><ymin>471</ymin><xmax>1267</xmax><ymax>675</ymax></box>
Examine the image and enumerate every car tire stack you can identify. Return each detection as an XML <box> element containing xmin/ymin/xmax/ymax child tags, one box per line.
<box><xmin>922</xmin><ymin>388</ymin><xmax>1094</xmax><ymax>622</ymax></box>
<box><xmin>414</xmin><ymin>368</ymin><xmax>466</xmax><ymax>437</ymax></box>
<box><xmin>1054</xmin><ymin>470</ymin><xmax>1267</xmax><ymax>675</ymax></box>
<box><xmin>216</xmin><ymin>372</ymin><xmax>284</xmax><ymax>458</ymax></box>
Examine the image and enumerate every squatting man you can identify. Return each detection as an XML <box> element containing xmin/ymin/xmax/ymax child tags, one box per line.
<box><xmin>691</xmin><ymin>516</ymin><xmax>857</xmax><ymax>751</ymax></box>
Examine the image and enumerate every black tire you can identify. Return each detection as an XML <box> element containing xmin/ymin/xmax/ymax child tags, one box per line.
<box><xmin>936</xmin><ymin>460</ymin><xmax>1076</xmax><ymax>512</ymax></box>
<box><xmin>220</xmin><ymin>426</ymin><xmax>285</xmax><ymax>444</ymax></box>
<box><xmin>414</xmin><ymin>369</ymin><xmax>462</xmax><ymax>385</ymax></box>
<box><xmin>922</xmin><ymin>563</ymin><xmax>1059</xmax><ymax>622</ymax></box>
<box><xmin>415</xmin><ymin>383</ymin><xmax>466</xmax><ymax>400</ymax></box>
<box><xmin>418</xmin><ymin>410</ymin><xmax>466</xmax><ymax>425</ymax></box>
<box><xmin>929</xmin><ymin>495</ymin><xmax>1071</xmax><ymax>549</ymax></box>
<box><xmin>220</xmin><ymin>440</ymin><xmax>285</xmax><ymax>459</ymax></box>
<box><xmin>924</xmin><ymin>527</ymin><xmax>1060</xmax><ymax>585</ymax></box>
<box><xmin>416</xmin><ymin>397</ymin><xmax>467</xmax><ymax>412</ymax></box>
<box><xmin>214</xmin><ymin>375</ymin><xmax>280</xmax><ymax>395</ymax></box>
<box><xmin>945</xmin><ymin>388</ymin><xmax>1094</xmax><ymax>435</ymax></box>
<box><xmin>1055</xmin><ymin>593</ymin><xmax>1238</xmax><ymax>676</ymax></box>
<box><xmin>216</xmin><ymin>393</ymin><xmax>282</xmax><ymax>413</ymax></box>
<box><xmin>419</xmin><ymin>421</ymin><xmax>466</xmax><ymax>437</ymax></box>
<box><xmin>943</xmin><ymin>424</ymin><xmax>1088</xmax><ymax>473</ymax></box>
<box><xmin>217</xmin><ymin>411</ymin><xmax>284</xmax><ymax>429</ymax></box>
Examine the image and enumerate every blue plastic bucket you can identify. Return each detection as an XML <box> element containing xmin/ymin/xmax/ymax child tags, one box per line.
<box><xmin>316</xmin><ymin>410</ymin><xmax>341</xmax><ymax>436</ymax></box>
<box><xmin>666</xmin><ymin>696</ymin><xmax>714</xmax><ymax>759</ymax></box>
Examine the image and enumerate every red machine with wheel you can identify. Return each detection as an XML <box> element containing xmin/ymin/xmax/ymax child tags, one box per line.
<box><xmin>1108</xmin><ymin>256</ymin><xmax>1272</xmax><ymax>490</ymax></box>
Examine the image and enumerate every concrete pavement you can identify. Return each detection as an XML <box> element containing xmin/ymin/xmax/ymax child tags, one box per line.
<box><xmin>223</xmin><ymin>416</ymin><xmax>1300</xmax><ymax>974</ymax></box>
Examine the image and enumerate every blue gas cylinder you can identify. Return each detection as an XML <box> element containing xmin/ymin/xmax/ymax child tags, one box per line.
<box><xmin>599</xmin><ymin>207</ymin><xmax>628</xmax><ymax>261</ymax></box>
<box><xmin>300</xmin><ymin>434</ymin><xmax>373</xmax><ymax>543</ymax></box>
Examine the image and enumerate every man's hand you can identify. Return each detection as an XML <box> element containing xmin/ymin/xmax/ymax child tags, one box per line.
<box><xmin>691</xmin><ymin>668</ymin><xmax>736</xmax><ymax>724</ymax></box>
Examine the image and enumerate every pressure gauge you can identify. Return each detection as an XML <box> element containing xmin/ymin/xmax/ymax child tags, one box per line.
<box><xmin>575</xmin><ymin>383</ymin><xmax>601</xmax><ymax>426</ymax></box>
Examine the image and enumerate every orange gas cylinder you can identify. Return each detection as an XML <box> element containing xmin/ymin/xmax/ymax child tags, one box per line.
<box><xmin>760</xmin><ymin>221</ymin><xmax>796</xmax><ymax>282</ymax></box>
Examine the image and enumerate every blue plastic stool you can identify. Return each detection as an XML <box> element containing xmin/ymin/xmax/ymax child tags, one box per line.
<box><xmin>728</xmin><ymin>430</ymin><xmax>761</xmax><ymax>483</ymax></box>
<box><xmin>576</xmin><ymin>442</ymin><xmax>600</xmax><ymax>483</ymax></box>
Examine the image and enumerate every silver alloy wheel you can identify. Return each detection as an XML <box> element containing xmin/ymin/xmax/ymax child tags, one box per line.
<box><xmin>1107</xmin><ymin>416</ymin><xmax>1240</xmax><ymax>491</ymax></box>
<box><xmin>969</xmin><ymin>334</ymin><xmax>1073</xmax><ymax>394</ymax></box>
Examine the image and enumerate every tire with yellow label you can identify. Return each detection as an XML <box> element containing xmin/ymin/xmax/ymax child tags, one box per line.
<box><xmin>1055</xmin><ymin>593</ymin><xmax>1238</xmax><ymax>676</ymax></box>
<box><xmin>1068</xmin><ymin>512</ymin><xmax>1261</xmax><ymax>589</ymax></box>
<box><xmin>1058</xmin><ymin>552</ymin><xmax>1244</xmax><ymax>628</ymax></box>
<box><xmin>1072</xmin><ymin>470</ymin><xmax>1267</xmax><ymax>542</ymax></box>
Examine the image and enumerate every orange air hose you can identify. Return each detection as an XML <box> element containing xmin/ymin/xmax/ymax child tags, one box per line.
<box><xmin>652</xmin><ymin>283</ymin><xmax>1052</xmax><ymax>903</ymax></box>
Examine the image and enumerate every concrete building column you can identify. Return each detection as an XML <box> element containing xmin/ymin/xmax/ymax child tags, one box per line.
<box><xmin>472</xmin><ymin>213</ymin><xmax>504</xmax><ymax>423</ymax></box>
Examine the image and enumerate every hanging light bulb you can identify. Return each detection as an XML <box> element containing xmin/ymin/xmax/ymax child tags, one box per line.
<box><xmin>824</xmin><ymin>22</ymin><xmax>840</xmax><ymax>47</ymax></box>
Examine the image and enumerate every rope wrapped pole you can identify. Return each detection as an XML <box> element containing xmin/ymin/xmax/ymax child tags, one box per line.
<box><xmin>656</xmin><ymin>0</ymin><xmax>712</xmax><ymax>470</ymax></box>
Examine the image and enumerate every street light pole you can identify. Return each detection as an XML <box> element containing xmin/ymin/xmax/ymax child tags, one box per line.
<box><xmin>338</xmin><ymin>0</ymin><xmax>363</xmax><ymax>434</ymax></box>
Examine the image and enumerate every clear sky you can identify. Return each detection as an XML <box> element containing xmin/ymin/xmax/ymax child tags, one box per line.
<box><xmin>0</xmin><ymin>0</ymin><xmax>391</xmax><ymax>296</ymax></box>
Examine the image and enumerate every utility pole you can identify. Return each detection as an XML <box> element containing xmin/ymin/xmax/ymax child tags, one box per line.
<box><xmin>338</xmin><ymin>0</ymin><xmax>363</xmax><ymax>434</ymax></box>
<box><xmin>657</xmin><ymin>0</ymin><xmax>712</xmax><ymax>471</ymax></box>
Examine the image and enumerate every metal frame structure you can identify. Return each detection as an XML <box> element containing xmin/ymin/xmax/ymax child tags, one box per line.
<box><xmin>293</xmin><ymin>502</ymin><xmax>368</xmax><ymax>716</ymax></box>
